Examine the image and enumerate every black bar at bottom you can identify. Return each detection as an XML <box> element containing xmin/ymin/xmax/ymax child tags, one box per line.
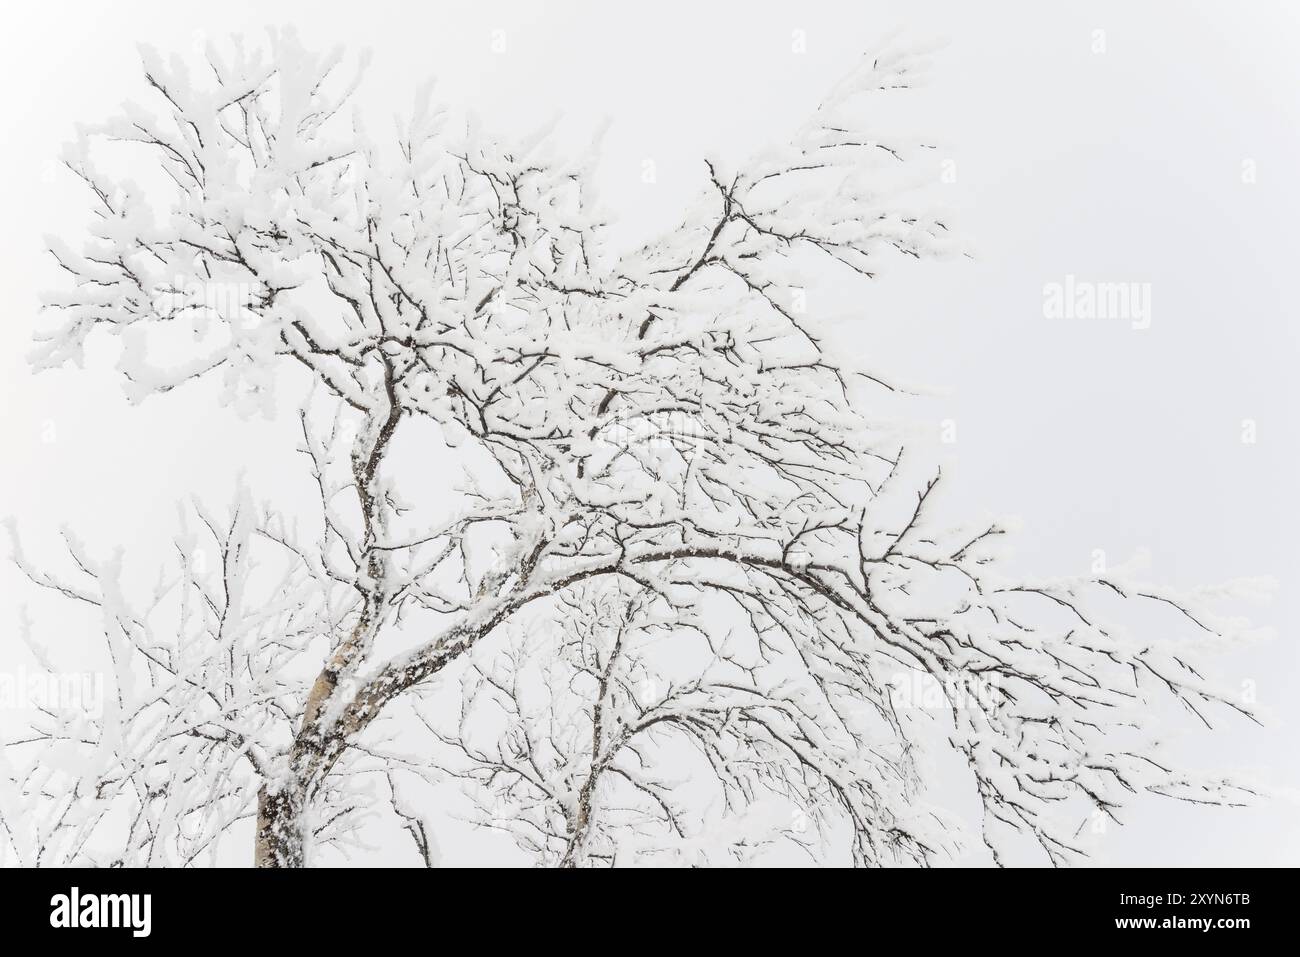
<box><xmin>0</xmin><ymin>866</ymin><xmax>1286</xmax><ymax>944</ymax></box>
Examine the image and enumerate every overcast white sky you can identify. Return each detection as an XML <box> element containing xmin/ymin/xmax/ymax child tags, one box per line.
<box><xmin>1</xmin><ymin>1</ymin><xmax>1297</xmax><ymax>866</ymax></box>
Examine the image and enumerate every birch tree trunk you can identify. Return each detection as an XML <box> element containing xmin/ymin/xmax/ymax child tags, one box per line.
<box><xmin>255</xmin><ymin>785</ymin><xmax>306</xmax><ymax>868</ymax></box>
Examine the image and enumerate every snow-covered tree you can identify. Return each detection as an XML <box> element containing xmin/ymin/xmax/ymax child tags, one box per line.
<box><xmin>1</xmin><ymin>30</ymin><xmax>1267</xmax><ymax>867</ymax></box>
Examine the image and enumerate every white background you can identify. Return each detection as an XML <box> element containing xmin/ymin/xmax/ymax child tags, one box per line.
<box><xmin>1</xmin><ymin>0</ymin><xmax>1297</xmax><ymax>866</ymax></box>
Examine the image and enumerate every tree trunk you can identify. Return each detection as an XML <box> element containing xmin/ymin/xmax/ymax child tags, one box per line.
<box><xmin>559</xmin><ymin>786</ymin><xmax>595</xmax><ymax>867</ymax></box>
<box><xmin>255</xmin><ymin>784</ymin><xmax>306</xmax><ymax>868</ymax></box>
